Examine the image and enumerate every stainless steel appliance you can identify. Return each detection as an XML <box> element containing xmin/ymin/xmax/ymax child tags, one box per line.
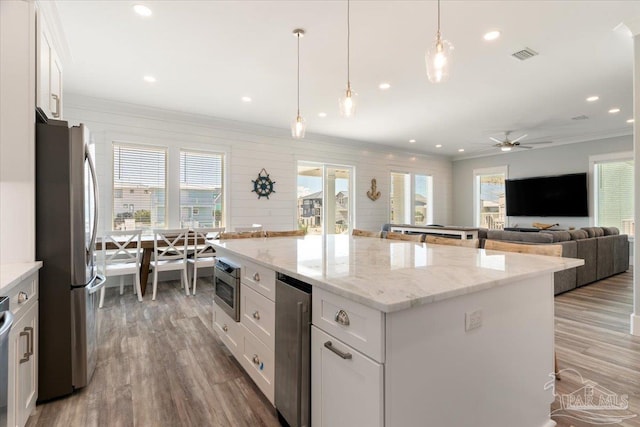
<box><xmin>35</xmin><ymin>113</ymin><xmax>106</xmax><ymax>401</ymax></box>
<box><xmin>0</xmin><ymin>297</ymin><xmax>12</xmax><ymax>426</ymax></box>
<box><xmin>275</xmin><ymin>273</ymin><xmax>311</xmax><ymax>427</ymax></box>
<box><xmin>213</xmin><ymin>258</ymin><xmax>241</xmax><ymax>321</ymax></box>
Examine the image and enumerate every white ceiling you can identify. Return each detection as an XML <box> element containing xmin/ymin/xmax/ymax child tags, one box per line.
<box><xmin>54</xmin><ymin>1</ymin><xmax>639</xmax><ymax>158</ymax></box>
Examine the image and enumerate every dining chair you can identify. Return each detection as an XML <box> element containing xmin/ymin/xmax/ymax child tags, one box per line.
<box><xmin>483</xmin><ymin>239</ymin><xmax>563</xmax><ymax>378</ymax></box>
<box><xmin>187</xmin><ymin>227</ymin><xmax>225</xmax><ymax>295</ymax></box>
<box><xmin>352</xmin><ymin>229</ymin><xmax>382</xmax><ymax>238</ymax></box>
<box><xmin>235</xmin><ymin>224</ymin><xmax>263</xmax><ymax>233</ymax></box>
<box><xmin>425</xmin><ymin>235</ymin><xmax>479</xmax><ymax>248</ymax></box>
<box><xmin>385</xmin><ymin>231</ymin><xmax>425</xmax><ymax>242</ymax></box>
<box><xmin>219</xmin><ymin>231</ymin><xmax>264</xmax><ymax>239</ymax></box>
<box><xmin>265</xmin><ymin>230</ymin><xmax>306</xmax><ymax>237</ymax></box>
<box><xmin>150</xmin><ymin>228</ymin><xmax>190</xmax><ymax>300</ymax></box>
<box><xmin>98</xmin><ymin>230</ymin><xmax>143</xmax><ymax>308</ymax></box>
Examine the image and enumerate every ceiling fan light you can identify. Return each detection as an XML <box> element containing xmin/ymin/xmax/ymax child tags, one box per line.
<box><xmin>501</xmin><ymin>146</ymin><xmax>512</xmax><ymax>152</ymax></box>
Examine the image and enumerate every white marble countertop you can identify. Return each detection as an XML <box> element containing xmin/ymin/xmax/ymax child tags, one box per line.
<box><xmin>0</xmin><ymin>262</ymin><xmax>43</xmax><ymax>293</ymax></box>
<box><xmin>212</xmin><ymin>235</ymin><xmax>583</xmax><ymax>313</ymax></box>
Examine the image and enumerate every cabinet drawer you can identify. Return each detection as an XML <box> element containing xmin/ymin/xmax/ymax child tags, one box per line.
<box><xmin>212</xmin><ymin>302</ymin><xmax>242</xmax><ymax>357</ymax></box>
<box><xmin>241</xmin><ymin>259</ymin><xmax>275</xmax><ymax>301</ymax></box>
<box><xmin>240</xmin><ymin>328</ymin><xmax>274</xmax><ymax>404</ymax></box>
<box><xmin>241</xmin><ymin>285</ymin><xmax>275</xmax><ymax>349</ymax></box>
<box><xmin>8</xmin><ymin>273</ymin><xmax>38</xmax><ymax>317</ymax></box>
<box><xmin>312</xmin><ymin>288</ymin><xmax>385</xmax><ymax>363</ymax></box>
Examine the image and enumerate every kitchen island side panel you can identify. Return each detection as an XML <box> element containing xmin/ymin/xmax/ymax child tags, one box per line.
<box><xmin>385</xmin><ymin>274</ymin><xmax>555</xmax><ymax>427</ymax></box>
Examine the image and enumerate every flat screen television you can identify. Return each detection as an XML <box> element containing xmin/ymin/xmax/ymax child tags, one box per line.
<box><xmin>505</xmin><ymin>173</ymin><xmax>588</xmax><ymax>217</ymax></box>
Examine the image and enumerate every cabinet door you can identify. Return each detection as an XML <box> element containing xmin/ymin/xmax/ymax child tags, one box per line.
<box><xmin>11</xmin><ymin>302</ymin><xmax>38</xmax><ymax>427</ymax></box>
<box><xmin>37</xmin><ymin>17</ymin><xmax>52</xmax><ymax>118</ymax></box>
<box><xmin>311</xmin><ymin>326</ymin><xmax>383</xmax><ymax>427</ymax></box>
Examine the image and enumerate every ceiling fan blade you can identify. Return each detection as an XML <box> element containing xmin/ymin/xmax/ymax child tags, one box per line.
<box><xmin>523</xmin><ymin>141</ymin><xmax>552</xmax><ymax>145</ymax></box>
<box><xmin>511</xmin><ymin>134</ymin><xmax>528</xmax><ymax>144</ymax></box>
<box><xmin>493</xmin><ymin>143</ymin><xmax>503</xmax><ymax>148</ymax></box>
<box><xmin>489</xmin><ymin>137</ymin><xmax>503</xmax><ymax>144</ymax></box>
<box><xmin>518</xmin><ymin>145</ymin><xmax>534</xmax><ymax>149</ymax></box>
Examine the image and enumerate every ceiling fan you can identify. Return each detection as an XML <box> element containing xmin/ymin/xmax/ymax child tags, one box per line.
<box><xmin>490</xmin><ymin>131</ymin><xmax>552</xmax><ymax>151</ymax></box>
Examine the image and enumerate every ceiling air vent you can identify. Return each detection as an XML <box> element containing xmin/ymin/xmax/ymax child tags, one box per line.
<box><xmin>511</xmin><ymin>47</ymin><xmax>538</xmax><ymax>61</ymax></box>
<box><xmin>572</xmin><ymin>115</ymin><xmax>589</xmax><ymax>121</ymax></box>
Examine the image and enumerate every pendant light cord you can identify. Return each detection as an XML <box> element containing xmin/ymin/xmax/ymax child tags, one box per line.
<box><xmin>347</xmin><ymin>0</ymin><xmax>351</xmax><ymax>88</ymax></box>
<box><xmin>297</xmin><ymin>32</ymin><xmax>300</xmax><ymax>116</ymax></box>
<box><xmin>437</xmin><ymin>0</ymin><xmax>441</xmax><ymax>38</ymax></box>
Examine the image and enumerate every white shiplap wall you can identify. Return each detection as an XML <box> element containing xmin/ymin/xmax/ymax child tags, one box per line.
<box><xmin>64</xmin><ymin>95</ymin><xmax>453</xmax><ymax>235</ymax></box>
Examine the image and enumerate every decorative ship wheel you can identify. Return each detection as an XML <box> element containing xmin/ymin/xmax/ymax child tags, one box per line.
<box><xmin>252</xmin><ymin>168</ymin><xmax>276</xmax><ymax>199</ymax></box>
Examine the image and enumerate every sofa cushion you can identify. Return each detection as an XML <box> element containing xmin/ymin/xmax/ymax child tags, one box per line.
<box><xmin>576</xmin><ymin>238</ymin><xmax>597</xmax><ymax>286</ymax></box>
<box><xmin>568</xmin><ymin>230</ymin><xmax>588</xmax><ymax>240</ymax></box>
<box><xmin>581</xmin><ymin>227</ymin><xmax>604</xmax><ymax>237</ymax></box>
<box><xmin>540</xmin><ymin>230</ymin><xmax>572</xmax><ymax>242</ymax></box>
<box><xmin>596</xmin><ymin>236</ymin><xmax>615</xmax><ymax>280</ymax></box>
<box><xmin>602</xmin><ymin>227</ymin><xmax>620</xmax><ymax>236</ymax></box>
<box><xmin>517</xmin><ymin>233</ymin><xmax>554</xmax><ymax>244</ymax></box>
<box><xmin>554</xmin><ymin>241</ymin><xmax>578</xmax><ymax>295</ymax></box>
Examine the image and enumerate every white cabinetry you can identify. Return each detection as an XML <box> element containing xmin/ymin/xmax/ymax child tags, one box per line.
<box><xmin>311</xmin><ymin>326</ymin><xmax>383</xmax><ymax>427</ymax></box>
<box><xmin>36</xmin><ymin>9</ymin><xmax>63</xmax><ymax>119</ymax></box>
<box><xmin>7</xmin><ymin>271</ymin><xmax>39</xmax><ymax>427</ymax></box>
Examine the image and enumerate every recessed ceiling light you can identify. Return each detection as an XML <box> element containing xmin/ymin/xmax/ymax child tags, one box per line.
<box><xmin>318</xmin><ymin>112</ymin><xmax>327</xmax><ymax>118</ymax></box>
<box><xmin>435</xmin><ymin>144</ymin><xmax>442</xmax><ymax>148</ymax></box>
<box><xmin>609</xmin><ymin>108</ymin><xmax>621</xmax><ymax>114</ymax></box>
<box><xmin>379</xmin><ymin>83</ymin><xmax>391</xmax><ymax>90</ymax></box>
<box><xmin>627</xmin><ymin>119</ymin><xmax>635</xmax><ymax>124</ymax></box>
<box><xmin>143</xmin><ymin>75</ymin><xmax>156</xmax><ymax>83</ymax></box>
<box><xmin>409</xmin><ymin>139</ymin><xmax>416</xmax><ymax>143</ymax></box>
<box><xmin>458</xmin><ymin>148</ymin><xmax>465</xmax><ymax>152</ymax></box>
<box><xmin>483</xmin><ymin>30</ymin><xmax>501</xmax><ymax>41</ymax></box>
<box><xmin>586</xmin><ymin>95</ymin><xmax>599</xmax><ymax>102</ymax></box>
<box><xmin>133</xmin><ymin>4</ymin><xmax>152</xmax><ymax>17</ymax></box>
<box><xmin>241</xmin><ymin>96</ymin><xmax>252</xmax><ymax>103</ymax></box>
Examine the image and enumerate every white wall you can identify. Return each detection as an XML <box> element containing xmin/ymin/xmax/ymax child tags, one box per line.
<box><xmin>63</xmin><ymin>95</ymin><xmax>453</xmax><ymax>235</ymax></box>
<box><xmin>452</xmin><ymin>135</ymin><xmax>633</xmax><ymax>229</ymax></box>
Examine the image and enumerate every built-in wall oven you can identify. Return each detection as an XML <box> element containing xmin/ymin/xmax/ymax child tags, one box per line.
<box><xmin>214</xmin><ymin>258</ymin><xmax>241</xmax><ymax>321</ymax></box>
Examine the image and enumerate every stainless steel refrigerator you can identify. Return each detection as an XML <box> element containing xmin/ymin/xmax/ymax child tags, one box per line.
<box><xmin>35</xmin><ymin>113</ymin><xmax>105</xmax><ymax>401</ymax></box>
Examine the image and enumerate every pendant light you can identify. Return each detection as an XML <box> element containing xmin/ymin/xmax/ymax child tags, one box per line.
<box><xmin>339</xmin><ymin>0</ymin><xmax>356</xmax><ymax>118</ymax></box>
<box><xmin>426</xmin><ymin>0</ymin><xmax>453</xmax><ymax>83</ymax></box>
<box><xmin>292</xmin><ymin>29</ymin><xmax>306</xmax><ymax>139</ymax></box>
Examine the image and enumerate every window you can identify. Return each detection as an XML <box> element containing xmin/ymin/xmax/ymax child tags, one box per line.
<box><xmin>113</xmin><ymin>144</ymin><xmax>166</xmax><ymax>230</ymax></box>
<box><xmin>389</xmin><ymin>172</ymin><xmax>433</xmax><ymax>225</ymax></box>
<box><xmin>592</xmin><ymin>154</ymin><xmax>634</xmax><ymax>237</ymax></box>
<box><xmin>297</xmin><ymin>162</ymin><xmax>353</xmax><ymax>235</ymax></box>
<box><xmin>179</xmin><ymin>150</ymin><xmax>224</xmax><ymax>228</ymax></box>
<box><xmin>474</xmin><ymin>167</ymin><xmax>507</xmax><ymax>230</ymax></box>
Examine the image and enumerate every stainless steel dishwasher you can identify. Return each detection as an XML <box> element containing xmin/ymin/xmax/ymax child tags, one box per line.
<box><xmin>0</xmin><ymin>296</ymin><xmax>13</xmax><ymax>427</ymax></box>
<box><xmin>275</xmin><ymin>273</ymin><xmax>312</xmax><ymax>427</ymax></box>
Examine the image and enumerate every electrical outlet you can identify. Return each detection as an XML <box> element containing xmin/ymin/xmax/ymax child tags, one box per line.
<box><xmin>465</xmin><ymin>309</ymin><xmax>483</xmax><ymax>331</ymax></box>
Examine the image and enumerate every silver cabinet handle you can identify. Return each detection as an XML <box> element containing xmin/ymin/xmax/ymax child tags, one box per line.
<box><xmin>335</xmin><ymin>309</ymin><xmax>350</xmax><ymax>326</ymax></box>
<box><xmin>19</xmin><ymin>329</ymin><xmax>30</xmax><ymax>363</ymax></box>
<box><xmin>18</xmin><ymin>291</ymin><xmax>29</xmax><ymax>304</ymax></box>
<box><xmin>324</xmin><ymin>341</ymin><xmax>352</xmax><ymax>360</ymax></box>
<box><xmin>222</xmin><ymin>324</ymin><xmax>228</xmax><ymax>332</ymax></box>
<box><xmin>25</xmin><ymin>326</ymin><xmax>34</xmax><ymax>357</ymax></box>
<box><xmin>252</xmin><ymin>354</ymin><xmax>260</xmax><ymax>365</ymax></box>
<box><xmin>253</xmin><ymin>272</ymin><xmax>260</xmax><ymax>282</ymax></box>
<box><xmin>51</xmin><ymin>93</ymin><xmax>60</xmax><ymax>118</ymax></box>
<box><xmin>252</xmin><ymin>310</ymin><xmax>260</xmax><ymax>320</ymax></box>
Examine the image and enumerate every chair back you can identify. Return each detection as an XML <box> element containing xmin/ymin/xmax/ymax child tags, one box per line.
<box><xmin>191</xmin><ymin>227</ymin><xmax>225</xmax><ymax>260</ymax></box>
<box><xmin>265</xmin><ymin>230</ymin><xmax>306</xmax><ymax>237</ymax></box>
<box><xmin>484</xmin><ymin>240</ymin><xmax>562</xmax><ymax>257</ymax></box>
<box><xmin>235</xmin><ymin>225</ymin><xmax>263</xmax><ymax>233</ymax></box>
<box><xmin>425</xmin><ymin>235</ymin><xmax>479</xmax><ymax>248</ymax></box>
<box><xmin>101</xmin><ymin>230</ymin><xmax>142</xmax><ymax>270</ymax></box>
<box><xmin>219</xmin><ymin>231</ymin><xmax>264</xmax><ymax>239</ymax></box>
<box><xmin>352</xmin><ymin>229</ymin><xmax>382</xmax><ymax>238</ymax></box>
<box><xmin>153</xmin><ymin>228</ymin><xmax>190</xmax><ymax>261</ymax></box>
<box><xmin>385</xmin><ymin>231</ymin><xmax>425</xmax><ymax>242</ymax></box>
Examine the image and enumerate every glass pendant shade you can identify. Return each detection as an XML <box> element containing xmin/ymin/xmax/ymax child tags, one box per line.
<box><xmin>339</xmin><ymin>85</ymin><xmax>357</xmax><ymax>118</ymax></box>
<box><xmin>291</xmin><ymin>115</ymin><xmax>306</xmax><ymax>139</ymax></box>
<box><xmin>426</xmin><ymin>37</ymin><xmax>452</xmax><ymax>83</ymax></box>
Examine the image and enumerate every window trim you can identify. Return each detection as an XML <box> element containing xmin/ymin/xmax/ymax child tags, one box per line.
<box><xmin>389</xmin><ymin>170</ymin><xmax>434</xmax><ymax>226</ymax></box>
<box><xmin>473</xmin><ymin>166</ymin><xmax>508</xmax><ymax>228</ymax></box>
<box><xmin>589</xmin><ymin>151</ymin><xmax>633</xmax><ymax>228</ymax></box>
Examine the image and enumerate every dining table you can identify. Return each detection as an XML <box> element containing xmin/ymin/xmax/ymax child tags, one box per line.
<box><xmin>97</xmin><ymin>233</ymin><xmax>214</xmax><ymax>296</ymax></box>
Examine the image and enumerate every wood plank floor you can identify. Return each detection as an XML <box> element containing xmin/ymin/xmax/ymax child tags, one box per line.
<box><xmin>27</xmin><ymin>271</ymin><xmax>640</xmax><ymax>426</ymax></box>
<box><xmin>26</xmin><ymin>278</ymin><xmax>280</xmax><ymax>427</ymax></box>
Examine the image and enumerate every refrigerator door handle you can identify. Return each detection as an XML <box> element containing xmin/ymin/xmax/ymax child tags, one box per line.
<box><xmin>87</xmin><ymin>274</ymin><xmax>106</xmax><ymax>295</ymax></box>
<box><xmin>85</xmin><ymin>144</ymin><xmax>99</xmax><ymax>260</ymax></box>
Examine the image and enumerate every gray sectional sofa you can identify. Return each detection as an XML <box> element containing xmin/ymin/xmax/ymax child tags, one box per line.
<box><xmin>481</xmin><ymin>227</ymin><xmax>629</xmax><ymax>295</ymax></box>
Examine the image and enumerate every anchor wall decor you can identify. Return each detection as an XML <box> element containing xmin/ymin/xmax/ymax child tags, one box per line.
<box><xmin>367</xmin><ymin>178</ymin><xmax>381</xmax><ymax>201</ymax></box>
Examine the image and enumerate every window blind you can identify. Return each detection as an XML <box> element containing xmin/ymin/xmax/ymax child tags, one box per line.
<box><xmin>112</xmin><ymin>144</ymin><xmax>166</xmax><ymax>230</ymax></box>
<box><xmin>595</xmin><ymin>160</ymin><xmax>634</xmax><ymax>236</ymax></box>
<box><xmin>179</xmin><ymin>150</ymin><xmax>224</xmax><ymax>228</ymax></box>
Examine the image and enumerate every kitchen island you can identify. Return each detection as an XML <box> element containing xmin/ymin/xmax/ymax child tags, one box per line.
<box><xmin>211</xmin><ymin>235</ymin><xmax>583</xmax><ymax>427</ymax></box>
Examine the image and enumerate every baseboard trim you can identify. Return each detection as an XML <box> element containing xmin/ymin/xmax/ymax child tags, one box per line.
<box><xmin>630</xmin><ymin>313</ymin><xmax>640</xmax><ymax>336</ymax></box>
